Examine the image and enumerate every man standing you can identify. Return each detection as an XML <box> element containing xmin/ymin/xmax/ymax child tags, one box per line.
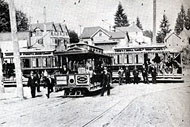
<box><xmin>124</xmin><ymin>66</ymin><xmax>131</xmax><ymax>84</ymax></box>
<box><xmin>44</xmin><ymin>74</ymin><xmax>55</xmax><ymax>98</ymax></box>
<box><xmin>36</xmin><ymin>71</ymin><xmax>41</xmax><ymax>92</ymax></box>
<box><xmin>118</xmin><ymin>67</ymin><xmax>124</xmax><ymax>85</ymax></box>
<box><xmin>151</xmin><ymin>65</ymin><xmax>157</xmax><ymax>84</ymax></box>
<box><xmin>27</xmin><ymin>71</ymin><xmax>38</xmax><ymax>98</ymax></box>
<box><xmin>133</xmin><ymin>66</ymin><xmax>139</xmax><ymax>84</ymax></box>
<box><xmin>101</xmin><ymin>67</ymin><xmax>111</xmax><ymax>96</ymax></box>
<box><xmin>142</xmin><ymin>65</ymin><xmax>149</xmax><ymax>84</ymax></box>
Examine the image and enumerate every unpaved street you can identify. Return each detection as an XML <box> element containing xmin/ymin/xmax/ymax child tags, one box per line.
<box><xmin>1</xmin><ymin>80</ymin><xmax>190</xmax><ymax>127</ymax></box>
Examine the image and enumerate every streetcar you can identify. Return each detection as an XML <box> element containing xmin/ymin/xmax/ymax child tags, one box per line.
<box><xmin>2</xmin><ymin>48</ymin><xmax>58</xmax><ymax>84</ymax></box>
<box><xmin>107</xmin><ymin>45</ymin><xmax>184</xmax><ymax>82</ymax></box>
<box><xmin>54</xmin><ymin>43</ymin><xmax>112</xmax><ymax>96</ymax></box>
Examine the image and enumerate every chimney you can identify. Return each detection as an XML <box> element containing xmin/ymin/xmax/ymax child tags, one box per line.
<box><xmin>43</xmin><ymin>6</ymin><xmax>47</xmax><ymax>33</ymax></box>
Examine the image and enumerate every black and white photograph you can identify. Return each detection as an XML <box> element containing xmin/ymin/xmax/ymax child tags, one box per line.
<box><xmin>0</xmin><ymin>0</ymin><xmax>190</xmax><ymax>126</ymax></box>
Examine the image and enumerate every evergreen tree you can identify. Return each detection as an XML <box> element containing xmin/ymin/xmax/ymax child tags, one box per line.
<box><xmin>185</xmin><ymin>8</ymin><xmax>190</xmax><ymax>30</ymax></box>
<box><xmin>156</xmin><ymin>14</ymin><xmax>171</xmax><ymax>43</ymax></box>
<box><xmin>143</xmin><ymin>30</ymin><xmax>153</xmax><ymax>41</ymax></box>
<box><xmin>0</xmin><ymin>0</ymin><xmax>10</xmax><ymax>32</ymax></box>
<box><xmin>174</xmin><ymin>5</ymin><xmax>186</xmax><ymax>34</ymax></box>
<box><xmin>69</xmin><ymin>30</ymin><xmax>79</xmax><ymax>44</ymax></box>
<box><xmin>16</xmin><ymin>10</ymin><xmax>28</xmax><ymax>31</ymax></box>
<box><xmin>114</xmin><ymin>2</ymin><xmax>129</xmax><ymax>28</ymax></box>
<box><xmin>136</xmin><ymin>17</ymin><xmax>143</xmax><ymax>30</ymax></box>
<box><xmin>0</xmin><ymin>0</ymin><xmax>28</xmax><ymax>32</ymax></box>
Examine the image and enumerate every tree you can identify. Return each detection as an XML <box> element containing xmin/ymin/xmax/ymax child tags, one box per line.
<box><xmin>0</xmin><ymin>0</ymin><xmax>28</xmax><ymax>32</ymax></box>
<box><xmin>143</xmin><ymin>30</ymin><xmax>153</xmax><ymax>41</ymax></box>
<box><xmin>174</xmin><ymin>5</ymin><xmax>186</xmax><ymax>34</ymax></box>
<box><xmin>156</xmin><ymin>14</ymin><xmax>171</xmax><ymax>43</ymax></box>
<box><xmin>16</xmin><ymin>10</ymin><xmax>28</xmax><ymax>31</ymax></box>
<box><xmin>69</xmin><ymin>30</ymin><xmax>79</xmax><ymax>44</ymax></box>
<box><xmin>136</xmin><ymin>17</ymin><xmax>143</xmax><ymax>30</ymax></box>
<box><xmin>185</xmin><ymin>8</ymin><xmax>190</xmax><ymax>30</ymax></box>
<box><xmin>114</xmin><ymin>2</ymin><xmax>129</xmax><ymax>28</ymax></box>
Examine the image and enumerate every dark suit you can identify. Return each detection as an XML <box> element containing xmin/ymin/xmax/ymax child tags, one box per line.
<box><xmin>101</xmin><ymin>71</ymin><xmax>111</xmax><ymax>96</ymax></box>
<box><xmin>133</xmin><ymin>68</ymin><xmax>139</xmax><ymax>84</ymax></box>
<box><xmin>151</xmin><ymin>67</ymin><xmax>157</xmax><ymax>84</ymax></box>
<box><xmin>27</xmin><ymin>76</ymin><xmax>38</xmax><ymax>98</ymax></box>
<box><xmin>44</xmin><ymin>77</ymin><xmax>55</xmax><ymax>98</ymax></box>
<box><xmin>124</xmin><ymin>69</ymin><xmax>130</xmax><ymax>84</ymax></box>
<box><xmin>142</xmin><ymin>67</ymin><xmax>149</xmax><ymax>84</ymax></box>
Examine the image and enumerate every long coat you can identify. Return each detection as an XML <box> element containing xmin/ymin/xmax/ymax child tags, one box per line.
<box><xmin>27</xmin><ymin>76</ymin><xmax>38</xmax><ymax>87</ymax></box>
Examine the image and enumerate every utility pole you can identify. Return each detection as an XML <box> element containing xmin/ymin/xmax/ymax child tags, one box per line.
<box><xmin>0</xmin><ymin>48</ymin><xmax>4</xmax><ymax>93</ymax></box>
<box><xmin>8</xmin><ymin>0</ymin><xmax>24</xmax><ymax>98</ymax></box>
<box><xmin>152</xmin><ymin>0</ymin><xmax>156</xmax><ymax>45</ymax></box>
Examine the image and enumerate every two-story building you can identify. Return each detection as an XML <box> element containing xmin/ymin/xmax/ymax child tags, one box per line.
<box><xmin>80</xmin><ymin>24</ymin><xmax>151</xmax><ymax>53</ymax></box>
<box><xmin>164</xmin><ymin>29</ymin><xmax>190</xmax><ymax>52</ymax></box>
<box><xmin>30</xmin><ymin>22</ymin><xmax>70</xmax><ymax>51</ymax></box>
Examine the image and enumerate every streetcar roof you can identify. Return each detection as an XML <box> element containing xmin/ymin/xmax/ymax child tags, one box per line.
<box><xmin>114</xmin><ymin>44</ymin><xmax>166</xmax><ymax>50</ymax></box>
<box><xmin>55</xmin><ymin>50</ymin><xmax>112</xmax><ymax>59</ymax></box>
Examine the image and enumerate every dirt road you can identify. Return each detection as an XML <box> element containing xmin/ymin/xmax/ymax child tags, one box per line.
<box><xmin>0</xmin><ymin>82</ymin><xmax>190</xmax><ymax>127</ymax></box>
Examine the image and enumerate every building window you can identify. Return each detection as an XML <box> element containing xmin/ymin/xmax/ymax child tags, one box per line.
<box><xmin>99</xmin><ymin>32</ymin><xmax>102</xmax><ymax>37</ymax></box>
<box><xmin>35</xmin><ymin>28</ymin><xmax>42</xmax><ymax>36</ymax></box>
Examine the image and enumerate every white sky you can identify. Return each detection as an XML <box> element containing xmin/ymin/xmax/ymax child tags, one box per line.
<box><xmin>13</xmin><ymin>0</ymin><xmax>190</xmax><ymax>34</ymax></box>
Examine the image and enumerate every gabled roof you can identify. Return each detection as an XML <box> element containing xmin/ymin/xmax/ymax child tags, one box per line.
<box><xmin>115</xmin><ymin>23</ymin><xmax>142</xmax><ymax>33</ymax></box>
<box><xmin>109</xmin><ymin>32</ymin><xmax>125</xmax><ymax>39</ymax></box>
<box><xmin>30</xmin><ymin>22</ymin><xmax>68</xmax><ymax>32</ymax></box>
<box><xmin>80</xmin><ymin>26</ymin><xmax>110</xmax><ymax>39</ymax></box>
<box><xmin>164</xmin><ymin>32</ymin><xmax>181</xmax><ymax>41</ymax></box>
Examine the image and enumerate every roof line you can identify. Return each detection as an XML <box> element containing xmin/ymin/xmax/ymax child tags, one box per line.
<box><xmin>90</xmin><ymin>27</ymin><xmax>111</xmax><ymax>38</ymax></box>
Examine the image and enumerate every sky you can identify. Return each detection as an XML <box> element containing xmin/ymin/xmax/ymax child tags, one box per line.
<box><xmin>13</xmin><ymin>0</ymin><xmax>190</xmax><ymax>34</ymax></box>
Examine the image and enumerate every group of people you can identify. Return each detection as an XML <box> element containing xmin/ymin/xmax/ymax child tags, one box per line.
<box><xmin>27</xmin><ymin>70</ymin><xmax>55</xmax><ymax>98</ymax></box>
<box><xmin>118</xmin><ymin>64</ymin><xmax>157</xmax><ymax>85</ymax></box>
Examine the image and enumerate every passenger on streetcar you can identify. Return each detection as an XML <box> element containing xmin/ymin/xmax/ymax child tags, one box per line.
<box><xmin>118</xmin><ymin>67</ymin><xmax>124</xmax><ymax>85</ymax></box>
<box><xmin>101</xmin><ymin>67</ymin><xmax>111</xmax><ymax>96</ymax></box>
<box><xmin>124</xmin><ymin>66</ymin><xmax>131</xmax><ymax>84</ymax></box>
<box><xmin>141</xmin><ymin>64</ymin><xmax>149</xmax><ymax>84</ymax></box>
<box><xmin>3</xmin><ymin>60</ymin><xmax>9</xmax><ymax>78</ymax></box>
<box><xmin>133</xmin><ymin>66</ymin><xmax>139</xmax><ymax>84</ymax></box>
<box><xmin>87</xmin><ymin>67</ymin><xmax>94</xmax><ymax>84</ymax></box>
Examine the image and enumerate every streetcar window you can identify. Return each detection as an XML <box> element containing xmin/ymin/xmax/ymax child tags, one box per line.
<box><xmin>42</xmin><ymin>58</ymin><xmax>47</xmax><ymax>67</ymax></box>
<box><xmin>124</xmin><ymin>55</ymin><xmax>127</xmax><ymax>64</ymax></box>
<box><xmin>32</xmin><ymin>58</ymin><xmax>37</xmax><ymax>67</ymax></box>
<box><xmin>47</xmin><ymin>57</ymin><xmax>51</xmax><ymax>67</ymax></box>
<box><xmin>22</xmin><ymin>59</ymin><xmax>30</xmax><ymax>68</ymax></box>
<box><xmin>128</xmin><ymin>54</ymin><xmax>133</xmax><ymax>64</ymax></box>
<box><xmin>138</xmin><ymin>54</ymin><xmax>144</xmax><ymax>64</ymax></box>
<box><xmin>135</xmin><ymin>54</ymin><xmax>138</xmax><ymax>64</ymax></box>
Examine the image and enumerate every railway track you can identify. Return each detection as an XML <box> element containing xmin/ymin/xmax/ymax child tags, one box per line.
<box><xmin>81</xmin><ymin>85</ymin><xmax>190</xmax><ymax>127</ymax></box>
<box><xmin>0</xmin><ymin>97</ymin><xmax>75</xmax><ymax>121</ymax></box>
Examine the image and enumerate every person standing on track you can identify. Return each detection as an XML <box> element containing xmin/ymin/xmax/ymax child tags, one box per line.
<box><xmin>101</xmin><ymin>67</ymin><xmax>111</xmax><ymax>96</ymax></box>
<box><xmin>44</xmin><ymin>74</ymin><xmax>55</xmax><ymax>98</ymax></box>
<box><xmin>142</xmin><ymin>64</ymin><xmax>149</xmax><ymax>84</ymax></box>
<box><xmin>124</xmin><ymin>66</ymin><xmax>131</xmax><ymax>84</ymax></box>
<box><xmin>151</xmin><ymin>65</ymin><xmax>157</xmax><ymax>84</ymax></box>
<box><xmin>36</xmin><ymin>71</ymin><xmax>41</xmax><ymax>92</ymax></box>
<box><xmin>27</xmin><ymin>71</ymin><xmax>38</xmax><ymax>98</ymax></box>
<box><xmin>133</xmin><ymin>66</ymin><xmax>139</xmax><ymax>84</ymax></box>
<box><xmin>118</xmin><ymin>67</ymin><xmax>124</xmax><ymax>85</ymax></box>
